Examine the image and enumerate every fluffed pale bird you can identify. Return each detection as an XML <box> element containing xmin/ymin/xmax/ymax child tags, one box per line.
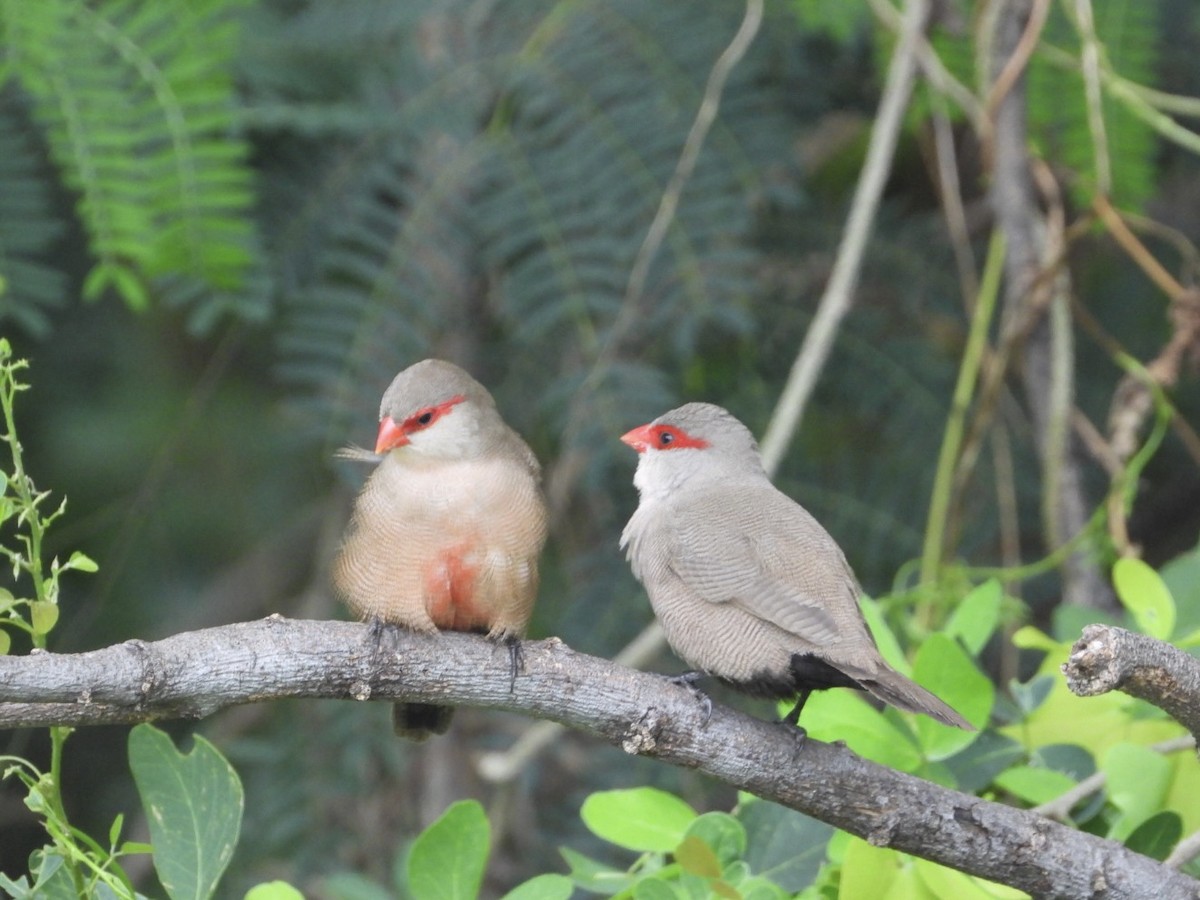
<box><xmin>619</xmin><ymin>402</ymin><xmax>971</xmax><ymax>732</ymax></box>
<box><xmin>333</xmin><ymin>359</ymin><xmax>548</xmax><ymax>740</ymax></box>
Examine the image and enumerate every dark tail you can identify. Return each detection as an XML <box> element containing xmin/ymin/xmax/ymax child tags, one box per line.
<box><xmin>862</xmin><ymin>670</ymin><xmax>974</xmax><ymax>730</ymax></box>
<box><xmin>392</xmin><ymin>702</ymin><xmax>454</xmax><ymax>741</ymax></box>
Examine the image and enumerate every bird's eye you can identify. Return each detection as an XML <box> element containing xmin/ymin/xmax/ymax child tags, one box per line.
<box><xmin>417</xmin><ymin>411</ymin><xmax>434</xmax><ymax>426</ymax></box>
<box><xmin>658</xmin><ymin>430</ymin><xmax>674</xmax><ymax>445</ymax></box>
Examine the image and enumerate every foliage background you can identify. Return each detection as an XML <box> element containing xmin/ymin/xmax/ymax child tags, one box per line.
<box><xmin>1</xmin><ymin>0</ymin><xmax>1200</xmax><ymax>895</ymax></box>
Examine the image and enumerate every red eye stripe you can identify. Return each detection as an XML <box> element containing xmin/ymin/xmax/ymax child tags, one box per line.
<box><xmin>401</xmin><ymin>394</ymin><xmax>466</xmax><ymax>434</ymax></box>
<box><xmin>650</xmin><ymin>424</ymin><xmax>708</xmax><ymax>450</ymax></box>
<box><xmin>620</xmin><ymin>422</ymin><xmax>709</xmax><ymax>453</ymax></box>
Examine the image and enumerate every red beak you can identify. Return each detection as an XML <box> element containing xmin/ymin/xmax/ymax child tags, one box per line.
<box><xmin>375</xmin><ymin>416</ymin><xmax>409</xmax><ymax>454</ymax></box>
<box><xmin>620</xmin><ymin>424</ymin><xmax>654</xmax><ymax>453</ymax></box>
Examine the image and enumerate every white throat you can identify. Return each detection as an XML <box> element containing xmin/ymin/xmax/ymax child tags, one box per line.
<box><xmin>632</xmin><ymin>449</ymin><xmax>703</xmax><ymax>504</ymax></box>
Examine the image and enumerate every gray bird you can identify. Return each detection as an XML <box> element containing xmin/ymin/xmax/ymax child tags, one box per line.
<box><xmin>619</xmin><ymin>402</ymin><xmax>971</xmax><ymax>731</ymax></box>
<box><xmin>334</xmin><ymin>360</ymin><xmax>548</xmax><ymax>739</ymax></box>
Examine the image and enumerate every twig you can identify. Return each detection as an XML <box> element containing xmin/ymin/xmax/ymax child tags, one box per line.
<box><xmin>1064</xmin><ymin>624</ymin><xmax>1200</xmax><ymax>744</ymax></box>
<box><xmin>982</xmin><ymin>0</ymin><xmax>1050</xmax><ymax>126</ymax></box>
<box><xmin>867</xmin><ymin>0</ymin><xmax>986</xmax><ymax>133</ymax></box>
<box><xmin>926</xmin><ymin>82</ymin><xmax>980</xmax><ymax>306</ymax></box>
<box><xmin>1032</xmin><ymin>735</ymin><xmax>1195</xmax><ymax>822</ymax></box>
<box><xmin>591</xmin><ymin>0</ymin><xmax>764</xmax><ymax>376</ymax></box>
<box><xmin>1072</xmin><ymin>0</ymin><xmax>1112</xmax><ymax>194</ymax></box>
<box><xmin>759</xmin><ymin>0</ymin><xmax>930</xmax><ymax>472</ymax></box>
<box><xmin>919</xmin><ymin>229</ymin><xmax>1005</xmax><ymax>595</ymax></box>
<box><xmin>1093</xmin><ymin>195</ymin><xmax>1185</xmax><ymax>301</ymax></box>
<box><xmin>544</xmin><ymin>0</ymin><xmax>764</xmax><ymax>520</ymax></box>
<box><xmin>1166</xmin><ymin>828</ymin><xmax>1200</xmax><ymax>870</ymax></box>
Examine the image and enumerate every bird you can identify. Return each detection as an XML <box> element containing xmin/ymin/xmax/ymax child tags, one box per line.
<box><xmin>619</xmin><ymin>402</ymin><xmax>971</xmax><ymax>733</ymax></box>
<box><xmin>333</xmin><ymin>359</ymin><xmax>548</xmax><ymax>740</ymax></box>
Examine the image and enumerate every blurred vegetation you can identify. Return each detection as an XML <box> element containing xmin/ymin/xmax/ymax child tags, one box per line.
<box><xmin>0</xmin><ymin>0</ymin><xmax>1199</xmax><ymax>896</ymax></box>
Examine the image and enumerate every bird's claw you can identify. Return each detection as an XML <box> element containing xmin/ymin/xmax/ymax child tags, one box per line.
<box><xmin>488</xmin><ymin>633</ymin><xmax>524</xmax><ymax>693</ymax></box>
<box><xmin>365</xmin><ymin>615</ymin><xmax>399</xmax><ymax>658</ymax></box>
<box><xmin>669</xmin><ymin>671</ymin><xmax>713</xmax><ymax>727</ymax></box>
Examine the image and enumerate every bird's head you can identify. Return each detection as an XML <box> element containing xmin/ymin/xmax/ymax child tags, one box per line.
<box><xmin>375</xmin><ymin>359</ymin><xmax>499</xmax><ymax>462</ymax></box>
<box><xmin>620</xmin><ymin>402</ymin><xmax>764</xmax><ymax>496</ymax></box>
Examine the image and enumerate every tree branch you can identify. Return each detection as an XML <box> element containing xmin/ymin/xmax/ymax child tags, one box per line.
<box><xmin>1063</xmin><ymin>624</ymin><xmax>1200</xmax><ymax>745</ymax></box>
<box><xmin>0</xmin><ymin>617</ymin><xmax>1196</xmax><ymax>899</ymax></box>
<box><xmin>988</xmin><ymin>0</ymin><xmax>1117</xmax><ymax>612</ymax></box>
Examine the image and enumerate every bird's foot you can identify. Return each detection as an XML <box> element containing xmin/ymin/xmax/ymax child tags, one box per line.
<box><xmin>669</xmin><ymin>671</ymin><xmax>713</xmax><ymax>726</ymax></box>
<box><xmin>365</xmin><ymin>616</ymin><xmax>399</xmax><ymax>658</ymax></box>
<box><xmin>488</xmin><ymin>632</ymin><xmax>524</xmax><ymax>693</ymax></box>
<box><xmin>777</xmin><ymin>690</ymin><xmax>811</xmax><ymax>729</ymax></box>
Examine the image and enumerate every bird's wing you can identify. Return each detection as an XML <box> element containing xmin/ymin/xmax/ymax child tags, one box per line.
<box><xmin>665</xmin><ymin>486</ymin><xmax>847</xmax><ymax>645</ymax></box>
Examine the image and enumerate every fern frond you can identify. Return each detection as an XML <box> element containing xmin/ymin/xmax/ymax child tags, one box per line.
<box><xmin>273</xmin><ymin>1</ymin><xmax>796</xmax><ymax>457</ymax></box>
<box><xmin>1031</xmin><ymin>0</ymin><xmax>1160</xmax><ymax>209</ymax></box>
<box><xmin>3</xmin><ymin>0</ymin><xmax>257</xmax><ymax>315</ymax></box>
<box><xmin>0</xmin><ymin>99</ymin><xmax>67</xmax><ymax>336</ymax></box>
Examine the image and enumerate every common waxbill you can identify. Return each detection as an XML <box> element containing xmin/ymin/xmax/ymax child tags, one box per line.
<box><xmin>619</xmin><ymin>402</ymin><xmax>971</xmax><ymax>732</ymax></box>
<box><xmin>333</xmin><ymin>359</ymin><xmax>548</xmax><ymax>740</ymax></box>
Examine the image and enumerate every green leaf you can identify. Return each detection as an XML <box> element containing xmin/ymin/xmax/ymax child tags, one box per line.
<box><xmin>632</xmin><ymin>880</ymin><xmax>681</xmax><ymax>900</ymax></box>
<box><xmin>799</xmin><ymin>690</ymin><xmax>923</xmax><ymax>772</ymax></box>
<box><xmin>407</xmin><ymin>799</ymin><xmax>490</xmax><ymax>900</ymax></box>
<box><xmin>839</xmin><ymin>839</ymin><xmax>930</xmax><ymax>899</ymax></box>
<box><xmin>913</xmin><ymin>857</ymin><xmax>1025</xmax><ymax>899</ymax></box>
<box><xmin>943</xmin><ymin>580</ymin><xmax>1002</xmax><ymax>656</ymax></box>
<box><xmin>28</xmin><ymin>851</ymin><xmax>78</xmax><ymax>900</ymax></box>
<box><xmin>580</xmin><ymin>788</ymin><xmax>697</xmax><ymax>853</ymax></box>
<box><xmin>1010</xmin><ymin>626</ymin><xmax>1064</xmax><ymax>654</ymax></box>
<box><xmin>675</xmin><ymin>835</ymin><xmax>722</xmax><ymax>879</ymax></box>
<box><xmin>1032</xmin><ymin>744</ymin><xmax>1095</xmax><ymax>782</ymax></box>
<box><xmin>29</xmin><ymin>600</ymin><xmax>58</xmax><ymax>636</ymax></box>
<box><xmin>0</xmin><ymin>630</ymin><xmax>11</xmax><ymax>655</ymax></box>
<box><xmin>128</xmin><ymin>723</ymin><xmax>243</xmax><ymax>900</ymax></box>
<box><xmin>64</xmin><ymin>551</ymin><xmax>99</xmax><ymax>573</ymax></box>
<box><xmin>1113</xmin><ymin>558</ymin><xmax>1175</xmax><ymax>640</ymax></box>
<box><xmin>1161</xmin><ymin>542</ymin><xmax>1200</xmax><ymax>636</ymax></box>
<box><xmin>1051</xmin><ymin>602</ymin><xmax>1120</xmax><ymax>644</ymax></box>
<box><xmin>244</xmin><ymin>883</ymin><xmax>306</xmax><ymax>900</ymax></box>
<box><xmin>1008</xmin><ymin>675</ymin><xmax>1056</xmax><ymax>716</ymax></box>
<box><xmin>739</xmin><ymin>880</ymin><xmax>788</xmax><ymax>900</ymax></box>
<box><xmin>1103</xmin><ymin>742</ymin><xmax>1171</xmax><ymax>842</ymax></box>
<box><xmin>993</xmin><ymin>766</ymin><xmax>1076</xmax><ymax>805</ymax></box>
<box><xmin>737</xmin><ymin>799</ymin><xmax>832</xmax><ymax>892</ymax></box>
<box><xmin>684</xmin><ymin>812</ymin><xmax>745</xmax><ymax>867</ymax></box>
<box><xmin>913</xmin><ymin>634</ymin><xmax>992</xmax><ymax>758</ymax></box>
<box><xmin>1124</xmin><ymin>811</ymin><xmax>1182</xmax><ymax>861</ymax></box>
<box><xmin>861</xmin><ymin>597</ymin><xmax>911</xmax><ymax>674</ymax></box>
<box><xmin>558</xmin><ymin>848</ymin><xmax>633</xmax><ymax>895</ymax></box>
<box><xmin>942</xmin><ymin>731</ymin><xmax>1025</xmax><ymax>793</ymax></box>
<box><xmin>498</xmin><ymin>873</ymin><xmax>574</xmax><ymax>900</ymax></box>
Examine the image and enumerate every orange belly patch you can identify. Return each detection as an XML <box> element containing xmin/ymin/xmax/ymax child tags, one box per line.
<box><xmin>424</xmin><ymin>542</ymin><xmax>486</xmax><ymax>631</ymax></box>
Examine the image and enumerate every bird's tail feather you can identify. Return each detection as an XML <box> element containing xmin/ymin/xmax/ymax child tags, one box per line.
<box><xmin>861</xmin><ymin>670</ymin><xmax>973</xmax><ymax>730</ymax></box>
<box><xmin>392</xmin><ymin>702</ymin><xmax>454</xmax><ymax>741</ymax></box>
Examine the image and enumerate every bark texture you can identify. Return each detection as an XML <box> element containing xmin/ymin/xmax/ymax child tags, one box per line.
<box><xmin>988</xmin><ymin>0</ymin><xmax>1117</xmax><ymax>612</ymax></box>
<box><xmin>1064</xmin><ymin>623</ymin><xmax>1200</xmax><ymax>746</ymax></box>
